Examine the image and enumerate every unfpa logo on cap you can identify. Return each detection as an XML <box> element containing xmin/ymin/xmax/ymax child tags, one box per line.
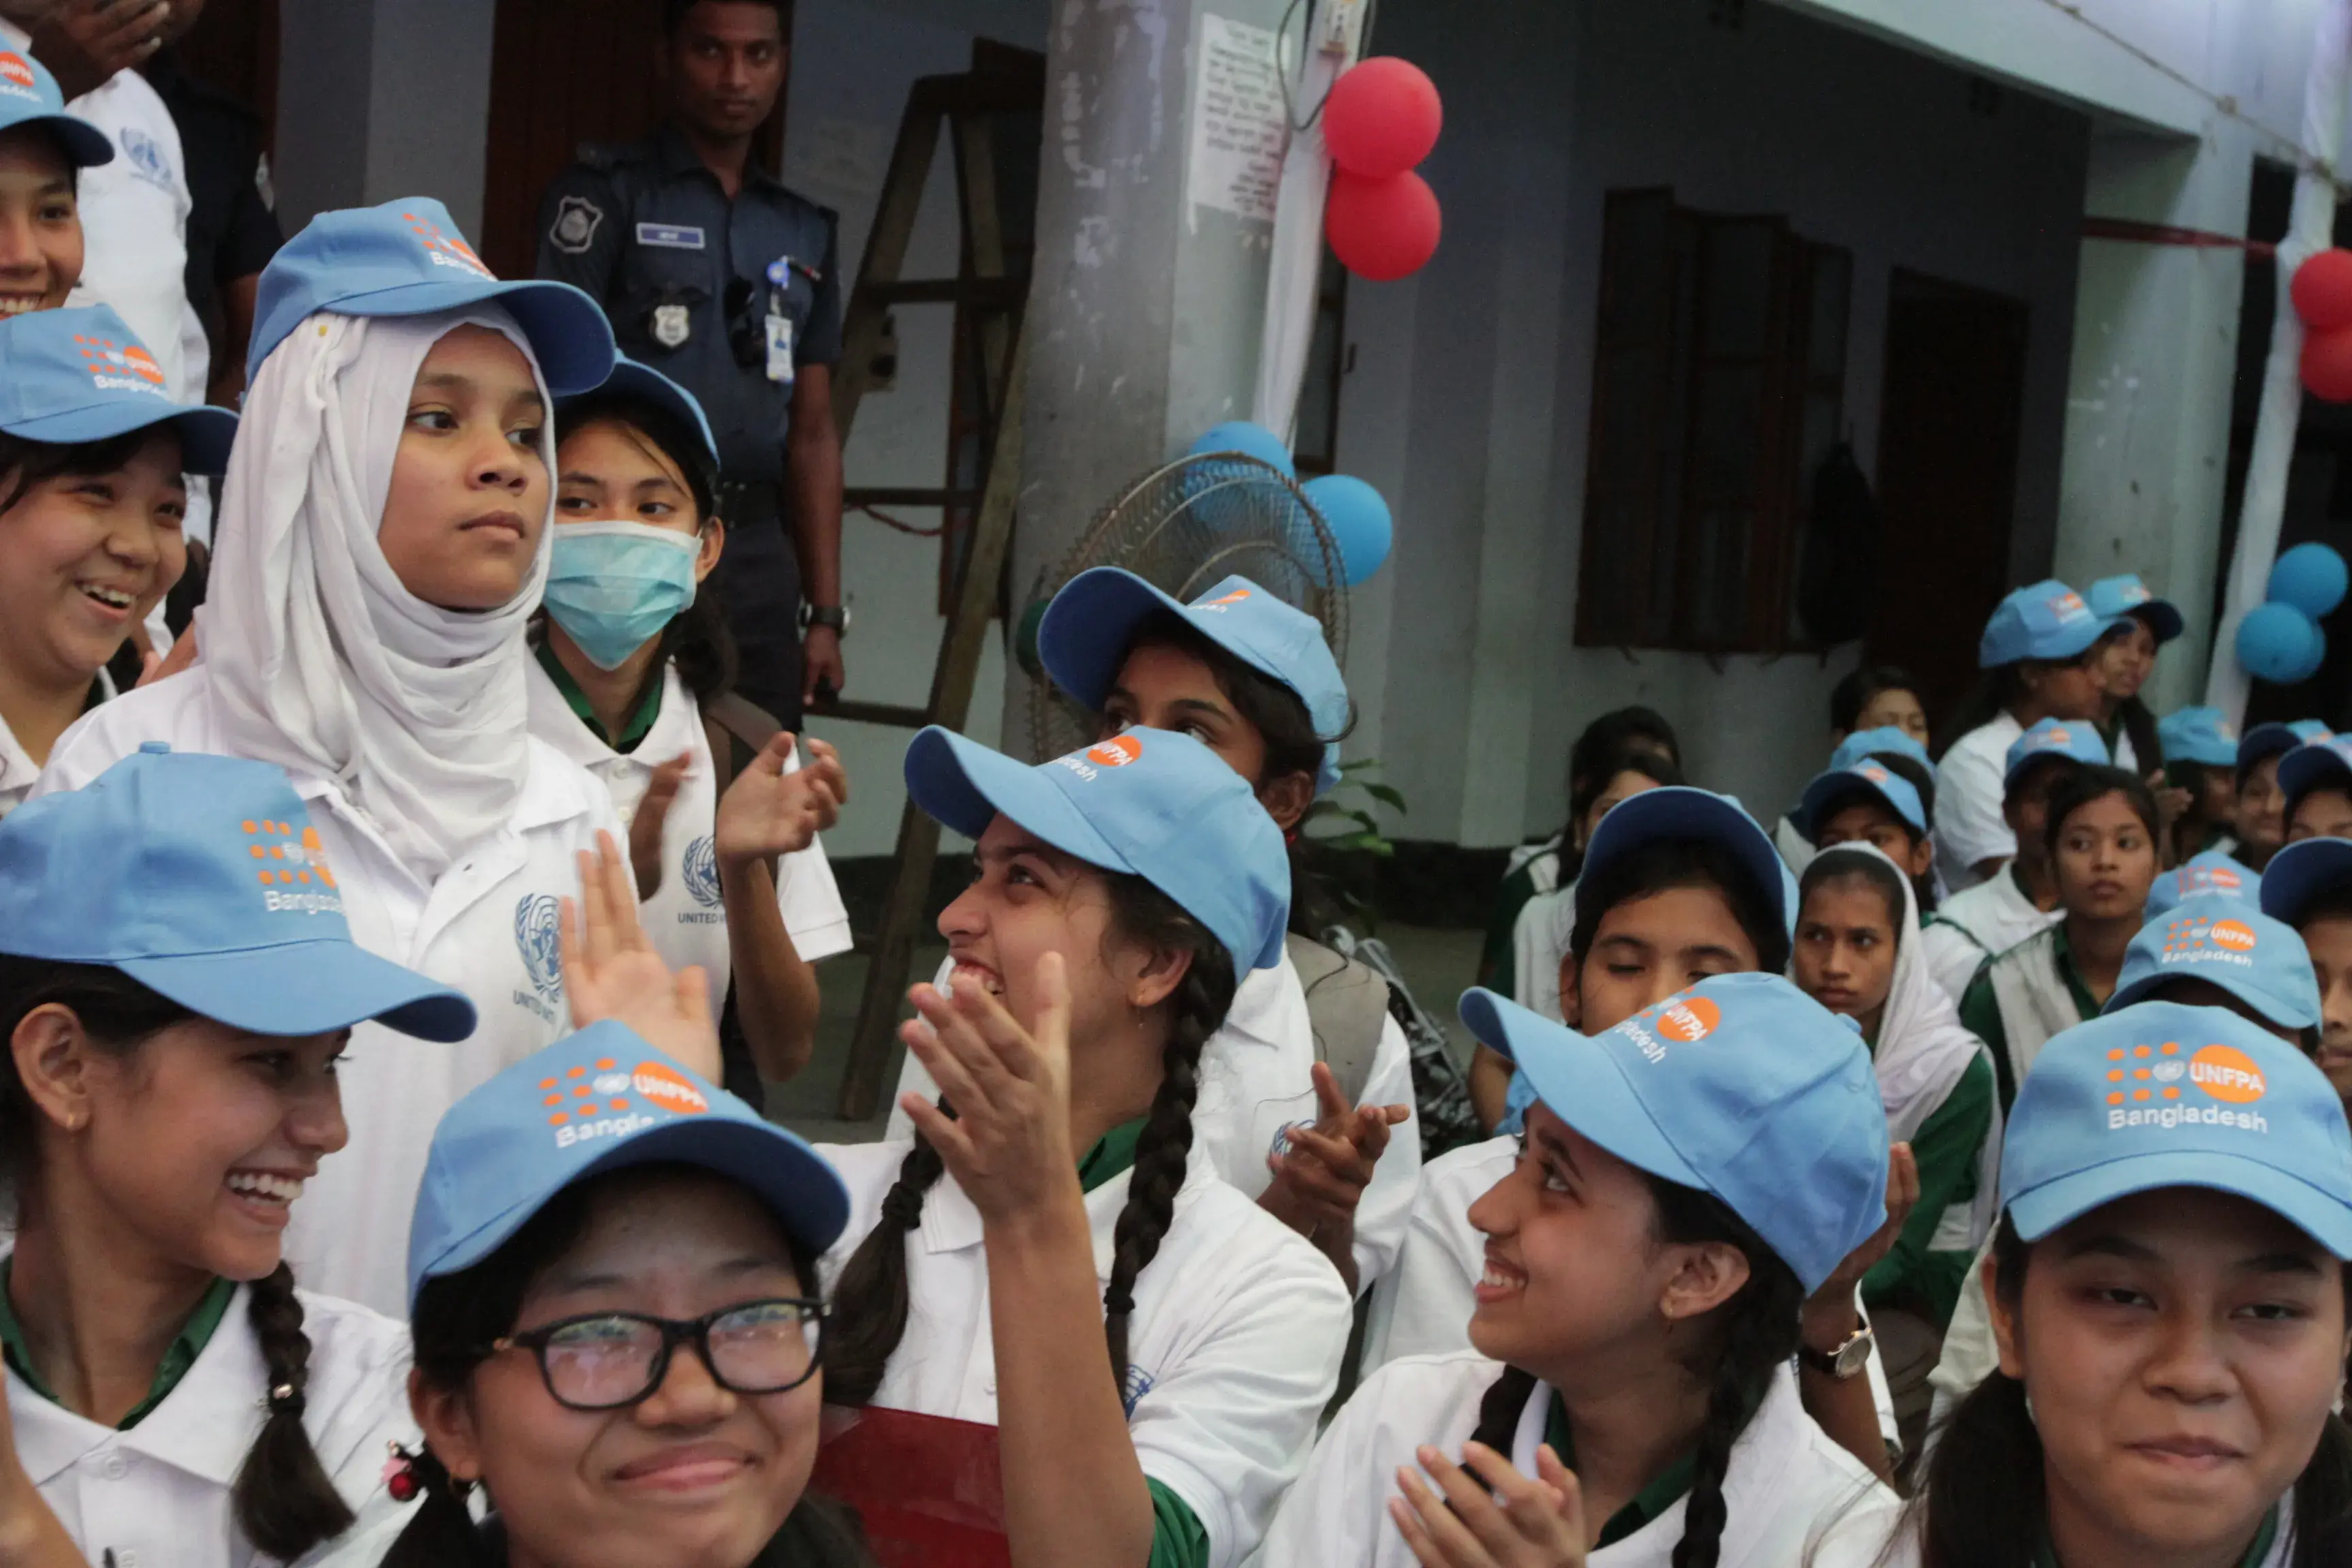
<box><xmin>0</xmin><ymin>52</ymin><xmax>36</xmax><ymax>97</ymax></box>
<box><xmin>2161</xmin><ymin>914</ymin><xmax>2257</xmax><ymax>969</ymax></box>
<box><xmin>2182</xmin><ymin>864</ymin><xmax>2243</xmax><ymax>894</ymax></box>
<box><xmin>2190</xmin><ymin>1043</ymin><xmax>2266</xmax><ymax>1104</ymax></box>
<box><xmin>2050</xmin><ymin>589</ymin><xmax>2087</xmax><ymax>618</ymax></box>
<box><xmin>2104</xmin><ymin>1039</ymin><xmax>2271</xmax><ymax>1131</ymax></box>
<box><xmin>539</xmin><ymin>1054</ymin><xmax>708</xmax><ymax>1148</ymax></box>
<box><xmin>1656</xmin><ymin>996</ymin><xmax>1720</xmax><ymax>1043</ymax></box>
<box><xmin>404</xmin><ymin>211</ymin><xmax>493</xmax><ymax>280</ymax></box>
<box><xmin>75</xmin><ymin>334</ymin><xmax>166</xmax><ymax>397</ymax></box>
<box><xmin>1198</xmin><ymin>588</ymin><xmax>1253</xmax><ymax>612</ymax></box>
<box><xmin>246</xmin><ymin>818</ymin><xmax>341</xmax><ymax>915</ymax></box>
<box><xmin>1056</xmin><ymin>734</ymin><xmax>1143</xmax><ymax>783</ymax></box>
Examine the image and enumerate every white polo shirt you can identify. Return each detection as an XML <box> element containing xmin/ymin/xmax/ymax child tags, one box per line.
<box><xmin>1918</xmin><ymin>866</ymin><xmax>2059</xmax><ymax>1003</ymax></box>
<box><xmin>35</xmin><ymin>670</ymin><xmax>625</xmax><ymax>1314</ymax></box>
<box><xmin>10</xmin><ymin>1280</ymin><xmax>415</xmax><ymax>1568</ymax></box>
<box><xmin>0</xmin><ymin>713</ymin><xmax>36</xmax><ymax>821</ymax></box>
<box><xmin>523</xmin><ymin>658</ymin><xmax>853</xmax><ymax>1021</ymax></box>
<box><xmin>1254</xmin><ymin>1354</ymin><xmax>1899</xmax><ymax>1568</ymax></box>
<box><xmin>889</xmin><ymin>945</ymin><xmax>1423</xmax><ymax>1286</ymax></box>
<box><xmin>821</xmin><ymin>1138</ymin><xmax>1353</xmax><ymax>1568</ymax></box>
<box><xmin>1933</xmin><ymin>714</ymin><xmax>2025</xmax><ymax>892</ymax></box>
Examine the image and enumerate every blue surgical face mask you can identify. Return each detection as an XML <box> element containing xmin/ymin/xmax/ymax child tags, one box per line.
<box><xmin>542</xmin><ymin>520</ymin><xmax>701</xmax><ymax>669</ymax></box>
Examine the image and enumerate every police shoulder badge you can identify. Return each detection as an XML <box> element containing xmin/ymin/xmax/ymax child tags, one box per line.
<box><xmin>551</xmin><ymin>195</ymin><xmax>603</xmax><ymax>255</ymax></box>
<box><xmin>651</xmin><ymin>303</ymin><xmax>691</xmax><ymax>350</ymax></box>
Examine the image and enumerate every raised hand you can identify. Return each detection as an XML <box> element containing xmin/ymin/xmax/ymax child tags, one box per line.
<box><xmin>559</xmin><ymin>830</ymin><xmax>719</xmax><ymax>1080</ymax></box>
<box><xmin>25</xmin><ymin>0</ymin><xmax>167</xmax><ymax>99</ymax></box>
<box><xmin>716</xmin><ymin>733</ymin><xmax>847</xmax><ymax>869</ymax></box>
<box><xmin>1389</xmin><ymin>1440</ymin><xmax>1588</xmax><ymax>1567</ymax></box>
<box><xmin>899</xmin><ymin>953</ymin><xmax>1080</xmax><ymax>1226</ymax></box>
<box><xmin>1263</xmin><ymin>1060</ymin><xmax>1411</xmax><ymax>1233</ymax></box>
<box><xmin>627</xmin><ymin>751</ymin><xmax>693</xmax><ymax>900</ymax></box>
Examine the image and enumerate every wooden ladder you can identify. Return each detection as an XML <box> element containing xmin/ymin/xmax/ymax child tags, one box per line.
<box><xmin>815</xmin><ymin>50</ymin><xmax>1039</xmax><ymax>1121</ymax></box>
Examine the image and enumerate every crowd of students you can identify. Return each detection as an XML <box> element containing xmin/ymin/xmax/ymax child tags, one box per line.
<box><xmin>0</xmin><ymin>46</ymin><xmax>2349</xmax><ymax>1568</ymax></box>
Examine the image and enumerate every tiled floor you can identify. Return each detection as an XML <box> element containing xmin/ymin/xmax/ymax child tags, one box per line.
<box><xmin>760</xmin><ymin>922</ymin><xmax>1486</xmax><ymax>1143</ymax></box>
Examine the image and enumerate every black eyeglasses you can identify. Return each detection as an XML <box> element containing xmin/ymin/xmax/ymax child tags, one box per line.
<box><xmin>493</xmin><ymin>1297</ymin><xmax>825</xmax><ymax>1411</ymax></box>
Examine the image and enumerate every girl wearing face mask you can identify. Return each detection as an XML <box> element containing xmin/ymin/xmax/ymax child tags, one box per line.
<box><xmin>0</xmin><ymin>747</ymin><xmax>483</xmax><ymax>1568</ymax></box>
<box><xmin>1793</xmin><ymin>844</ymin><xmax>1998</xmax><ymax>1458</ymax></box>
<box><xmin>826</xmin><ymin>726</ymin><xmax>1354</xmax><ymax>1568</ymax></box>
<box><xmin>534</xmin><ymin>358</ymin><xmax>851</xmax><ymax>1104</ymax></box>
<box><xmin>33</xmin><ymin>197</ymin><xmax>634</xmax><ymax>1316</ymax></box>
<box><xmin>1259</xmin><ymin>973</ymin><xmax>1900</xmax><ymax>1568</ymax></box>
<box><xmin>1878</xmin><ymin>1004</ymin><xmax>2352</xmax><ymax>1567</ymax></box>
<box><xmin>1935</xmin><ymin>582</ymin><xmax>2132</xmax><ymax>894</ymax></box>
<box><xmin>1960</xmin><ymin>766</ymin><xmax>2163</xmax><ymax>1112</ymax></box>
<box><xmin>0</xmin><ymin>303</ymin><xmax>229</xmax><ymax>817</ymax></box>
<box><xmin>889</xmin><ymin>570</ymin><xmax>1419</xmax><ymax>1297</ymax></box>
<box><xmin>308</xmin><ymin>1019</ymin><xmax>864</xmax><ymax>1568</ymax></box>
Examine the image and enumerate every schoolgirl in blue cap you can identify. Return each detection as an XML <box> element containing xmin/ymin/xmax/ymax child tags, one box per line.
<box><xmin>530</xmin><ymin>357</ymin><xmax>853</xmax><ymax>1104</ymax></box>
<box><xmin>2087</xmin><ymin>572</ymin><xmax>2183</xmax><ymax>784</ymax></box>
<box><xmin>0</xmin><ymin>45</ymin><xmax>108</xmax><ymax>323</ymax></box>
<box><xmin>1886</xmin><ymin>1004</ymin><xmax>2352</xmax><ymax>1567</ymax></box>
<box><xmin>0</xmin><ymin>748</ymin><xmax>476</xmax><ymax>1567</ymax></box>
<box><xmin>824</xmin><ymin>726</ymin><xmax>1352</xmax><ymax>1568</ymax></box>
<box><xmin>2233</xmin><ymin>720</ymin><xmax>2332</xmax><ymax>871</ymax></box>
<box><xmin>1959</xmin><ymin>763</ymin><xmax>2163</xmax><ymax>1110</ymax></box>
<box><xmin>2260</xmin><ymin>835</ymin><xmax>2352</xmax><ymax>1116</ymax></box>
<box><xmin>312</xmin><ymin>1022</ymin><xmax>860</xmax><ymax>1568</ymax></box>
<box><xmin>2278</xmin><ymin>734</ymin><xmax>2352</xmax><ymax>846</ymax></box>
<box><xmin>35</xmin><ymin>197</ymin><xmax>632</xmax><ymax>1316</ymax></box>
<box><xmin>2160</xmin><ymin>706</ymin><xmax>2245</xmax><ymax>864</ymax></box>
<box><xmin>1260</xmin><ymin>973</ymin><xmax>1899</xmax><ymax>1567</ymax></box>
<box><xmin>0</xmin><ymin>304</ymin><xmax>234</xmax><ymax>819</ymax></box>
<box><xmin>1791</xmin><ymin>760</ymin><xmax>1938</xmax><ymax>913</ymax></box>
<box><xmin>1935</xmin><ymin>580</ymin><xmax>2130</xmax><ymax>894</ymax></box>
<box><xmin>889</xmin><ymin>568</ymin><xmax>1422</xmax><ymax>1297</ymax></box>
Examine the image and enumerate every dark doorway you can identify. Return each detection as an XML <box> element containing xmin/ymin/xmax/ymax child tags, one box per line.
<box><xmin>1869</xmin><ymin>269</ymin><xmax>2031</xmax><ymax>735</ymax></box>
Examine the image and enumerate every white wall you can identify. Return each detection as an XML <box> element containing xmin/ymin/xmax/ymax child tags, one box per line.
<box><xmin>1346</xmin><ymin>0</ymin><xmax>2092</xmax><ymax>847</ymax></box>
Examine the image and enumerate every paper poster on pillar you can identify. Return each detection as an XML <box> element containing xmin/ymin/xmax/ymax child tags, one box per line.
<box><xmin>1187</xmin><ymin>13</ymin><xmax>1287</xmax><ymax>234</ymax></box>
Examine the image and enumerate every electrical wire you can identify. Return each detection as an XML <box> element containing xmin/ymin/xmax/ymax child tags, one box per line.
<box><xmin>851</xmin><ymin>503</ymin><xmax>943</xmax><ymax>538</ymax></box>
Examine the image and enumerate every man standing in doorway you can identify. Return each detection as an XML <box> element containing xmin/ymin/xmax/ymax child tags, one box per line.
<box><xmin>536</xmin><ymin>0</ymin><xmax>846</xmax><ymax>726</ymax></box>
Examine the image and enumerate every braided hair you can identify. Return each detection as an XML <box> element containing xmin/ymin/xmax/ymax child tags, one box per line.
<box><xmin>0</xmin><ymin>957</ymin><xmax>355</xmax><ymax>1561</ymax></box>
<box><xmin>827</xmin><ymin>872</ymin><xmax>1239</xmax><ymax>1409</ymax></box>
<box><xmin>1901</xmin><ymin>1217</ymin><xmax>2352</xmax><ymax>1566</ymax></box>
<box><xmin>1462</xmin><ymin>1174</ymin><xmax>1803</xmax><ymax>1568</ymax></box>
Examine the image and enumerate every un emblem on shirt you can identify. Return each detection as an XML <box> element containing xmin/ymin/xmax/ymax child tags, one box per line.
<box><xmin>514</xmin><ymin>894</ymin><xmax>564</xmax><ymax>1000</ymax></box>
<box><xmin>683</xmin><ymin>836</ymin><xmax>723</xmax><ymax>909</ymax></box>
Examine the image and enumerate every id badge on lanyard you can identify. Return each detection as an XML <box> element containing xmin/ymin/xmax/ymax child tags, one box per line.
<box><xmin>762</xmin><ymin>261</ymin><xmax>797</xmax><ymax>387</ymax></box>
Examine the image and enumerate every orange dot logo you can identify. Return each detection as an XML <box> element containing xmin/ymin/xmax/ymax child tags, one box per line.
<box><xmin>2209</xmin><ymin>919</ymin><xmax>2257</xmax><ymax>953</ymax></box>
<box><xmin>0</xmin><ymin>54</ymin><xmax>33</xmax><ymax>91</ymax></box>
<box><xmin>2200</xmin><ymin>866</ymin><xmax>2242</xmax><ymax>891</ymax></box>
<box><xmin>1655</xmin><ymin>996</ymin><xmax>1721</xmax><ymax>1044</ymax></box>
<box><xmin>1087</xmin><ymin>735</ymin><xmax>1144</xmax><ymax>768</ymax></box>
<box><xmin>121</xmin><ymin>345</ymin><xmax>165</xmax><ymax>385</ymax></box>
<box><xmin>632</xmin><ymin>1061</ymin><xmax>710</xmax><ymax>1115</ymax></box>
<box><xmin>2189</xmin><ymin>1043</ymin><xmax>2266</xmax><ymax>1105</ymax></box>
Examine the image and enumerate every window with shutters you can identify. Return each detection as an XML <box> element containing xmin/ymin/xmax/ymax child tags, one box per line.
<box><xmin>1575</xmin><ymin>188</ymin><xmax>1850</xmax><ymax>653</ymax></box>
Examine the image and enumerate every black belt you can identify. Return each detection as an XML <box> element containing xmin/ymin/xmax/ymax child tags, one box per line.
<box><xmin>715</xmin><ymin>478</ymin><xmax>785</xmax><ymax>526</ymax></box>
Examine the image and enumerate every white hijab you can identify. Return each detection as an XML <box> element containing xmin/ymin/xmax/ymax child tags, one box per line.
<box><xmin>203</xmin><ymin>308</ymin><xmax>555</xmax><ymax>878</ymax></box>
<box><xmin>1806</xmin><ymin>843</ymin><xmax>2004</xmax><ymax>1252</ymax></box>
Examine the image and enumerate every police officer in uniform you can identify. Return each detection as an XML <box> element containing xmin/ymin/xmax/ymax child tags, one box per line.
<box><xmin>535</xmin><ymin>0</ymin><xmax>845</xmax><ymax>727</ymax></box>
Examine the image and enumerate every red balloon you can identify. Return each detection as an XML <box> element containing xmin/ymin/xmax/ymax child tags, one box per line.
<box><xmin>2302</xmin><ymin>327</ymin><xmax>2352</xmax><ymax>402</ymax></box>
<box><xmin>2294</xmin><ymin>248</ymin><xmax>2352</xmax><ymax>332</ymax></box>
<box><xmin>1326</xmin><ymin>169</ymin><xmax>1441</xmax><ymax>282</ymax></box>
<box><xmin>1323</xmin><ymin>58</ymin><xmax>1443</xmax><ymax>179</ymax></box>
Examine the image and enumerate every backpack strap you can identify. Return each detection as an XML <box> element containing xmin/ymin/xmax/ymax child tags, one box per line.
<box><xmin>1286</xmin><ymin>933</ymin><xmax>1390</xmax><ymax>1108</ymax></box>
<box><xmin>700</xmin><ymin>691</ymin><xmax>788</xmax><ymax>796</ymax></box>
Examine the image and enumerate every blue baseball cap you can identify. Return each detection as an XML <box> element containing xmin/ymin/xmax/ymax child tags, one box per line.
<box><xmin>0</xmin><ymin>747</ymin><xmax>473</xmax><ymax>1041</ymax></box>
<box><xmin>903</xmin><ymin>725</ymin><xmax>1289</xmax><ymax>974</ymax></box>
<box><xmin>2143</xmin><ymin>851</ymin><xmax>2263</xmax><ymax>921</ymax></box>
<box><xmin>1828</xmin><ymin>725</ymin><xmax>1930</xmax><ymax>773</ymax></box>
<box><xmin>1038</xmin><ymin>569</ymin><xmax>1350</xmax><ymax>796</ymax></box>
<box><xmin>0</xmin><ymin>305</ymin><xmax>238</xmax><ymax>473</ymax></box>
<box><xmin>2002</xmin><ymin>1003</ymin><xmax>2352</xmax><ymax>1255</ymax></box>
<box><xmin>2258</xmin><ymin>836</ymin><xmax>2352</xmax><ymax>928</ymax></box>
<box><xmin>2002</xmin><ymin>717</ymin><xmax>2110</xmax><ymax>792</ymax></box>
<box><xmin>559</xmin><ymin>354</ymin><xmax>717</xmax><ymax>468</ymax></box>
<box><xmin>1580</xmin><ymin>786</ymin><xmax>1795</xmax><ymax>936</ymax></box>
<box><xmin>2087</xmin><ymin>572</ymin><xmax>2185</xmax><ymax>644</ymax></box>
<box><xmin>1460</xmin><ymin>974</ymin><xmax>1889</xmax><ymax>1293</ymax></box>
<box><xmin>1793</xmin><ymin>763</ymin><xmax>1925</xmax><ymax>847</ymax></box>
<box><xmin>2157</xmin><ymin>706</ymin><xmax>2238</xmax><ymax>768</ymax></box>
<box><xmin>2278</xmin><ymin>735</ymin><xmax>2352</xmax><ymax>814</ymax></box>
<box><xmin>2238</xmin><ymin>720</ymin><xmax>2334</xmax><ymax>777</ymax></box>
<box><xmin>250</xmin><ymin>197</ymin><xmax>615</xmax><ymax>393</ymax></box>
<box><xmin>1979</xmin><ymin>580</ymin><xmax>2129</xmax><ymax>668</ymax></box>
<box><xmin>2104</xmin><ymin>894</ymin><xmax>2315</xmax><ymax>1029</ymax></box>
<box><xmin>0</xmin><ymin>47</ymin><xmax>112</xmax><ymax>166</ymax></box>
<box><xmin>407</xmin><ymin>1024</ymin><xmax>849</xmax><ymax>1311</ymax></box>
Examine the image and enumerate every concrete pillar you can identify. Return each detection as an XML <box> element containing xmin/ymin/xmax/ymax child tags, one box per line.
<box><xmin>274</xmin><ymin>0</ymin><xmax>497</xmax><ymax>237</ymax></box>
<box><xmin>1004</xmin><ymin>0</ymin><xmax>1290</xmax><ymax>753</ymax></box>
<box><xmin>2050</xmin><ymin>122</ymin><xmax>2256</xmax><ymax>712</ymax></box>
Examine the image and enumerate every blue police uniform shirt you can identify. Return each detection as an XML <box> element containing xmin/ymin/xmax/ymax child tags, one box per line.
<box><xmin>534</xmin><ymin>125</ymin><xmax>843</xmax><ymax>487</ymax></box>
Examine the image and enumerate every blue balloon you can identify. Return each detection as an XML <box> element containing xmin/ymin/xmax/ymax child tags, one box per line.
<box><xmin>2239</xmin><ymin>602</ymin><xmax>2324</xmax><ymax>684</ymax></box>
<box><xmin>1303</xmin><ymin>474</ymin><xmax>1393</xmax><ymax>587</ymax></box>
<box><xmin>1189</xmin><ymin>421</ymin><xmax>1295</xmax><ymax>477</ymax></box>
<box><xmin>2268</xmin><ymin>542</ymin><xmax>2349</xmax><ymax>619</ymax></box>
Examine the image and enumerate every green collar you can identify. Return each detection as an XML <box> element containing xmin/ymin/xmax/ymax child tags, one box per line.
<box><xmin>536</xmin><ymin>639</ymin><xmax>664</xmax><ymax>753</ymax></box>
<box><xmin>2048</xmin><ymin>924</ymin><xmax>2105</xmax><ymax>1021</ymax></box>
<box><xmin>1542</xmin><ymin>1392</ymin><xmax>1732</xmax><ymax>1548</ymax></box>
<box><xmin>1077</xmin><ymin>1117</ymin><xmax>1149</xmax><ymax>1194</ymax></box>
<box><xmin>0</xmin><ymin>1262</ymin><xmax>237</xmax><ymax>1430</ymax></box>
<box><xmin>2035</xmin><ymin>1504</ymin><xmax>2277</xmax><ymax>1568</ymax></box>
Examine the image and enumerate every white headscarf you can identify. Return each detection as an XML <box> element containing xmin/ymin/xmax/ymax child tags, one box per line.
<box><xmin>1806</xmin><ymin>842</ymin><xmax>2004</xmax><ymax>1255</ymax></box>
<box><xmin>202</xmin><ymin>308</ymin><xmax>555</xmax><ymax>878</ymax></box>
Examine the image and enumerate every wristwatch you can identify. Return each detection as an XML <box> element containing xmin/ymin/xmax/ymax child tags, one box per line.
<box><xmin>800</xmin><ymin>604</ymin><xmax>850</xmax><ymax>636</ymax></box>
<box><xmin>1800</xmin><ymin>1324</ymin><xmax>1874</xmax><ymax>1380</ymax></box>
